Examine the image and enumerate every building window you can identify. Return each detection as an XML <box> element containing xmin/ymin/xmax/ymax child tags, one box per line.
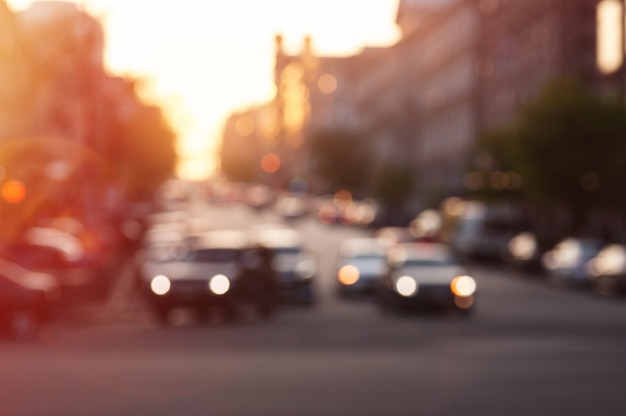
<box><xmin>597</xmin><ymin>0</ymin><xmax>624</xmax><ymax>74</ymax></box>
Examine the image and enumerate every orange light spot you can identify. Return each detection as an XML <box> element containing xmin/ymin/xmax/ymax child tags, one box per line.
<box><xmin>318</xmin><ymin>73</ymin><xmax>337</xmax><ymax>94</ymax></box>
<box><xmin>2</xmin><ymin>180</ymin><xmax>26</xmax><ymax>203</ymax></box>
<box><xmin>338</xmin><ymin>265</ymin><xmax>360</xmax><ymax>286</ymax></box>
<box><xmin>261</xmin><ymin>153</ymin><xmax>281</xmax><ymax>174</ymax></box>
<box><xmin>333</xmin><ymin>189</ymin><xmax>352</xmax><ymax>208</ymax></box>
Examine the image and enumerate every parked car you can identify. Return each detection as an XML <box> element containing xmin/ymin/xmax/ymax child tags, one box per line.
<box><xmin>586</xmin><ymin>243</ymin><xmax>626</xmax><ymax>296</ymax></box>
<box><xmin>449</xmin><ymin>201</ymin><xmax>524</xmax><ymax>261</ymax></box>
<box><xmin>542</xmin><ymin>237</ymin><xmax>606</xmax><ymax>288</ymax></box>
<box><xmin>336</xmin><ymin>237</ymin><xmax>389</xmax><ymax>297</ymax></box>
<box><xmin>0</xmin><ymin>258</ymin><xmax>61</xmax><ymax>339</ymax></box>
<box><xmin>377</xmin><ymin>242</ymin><xmax>477</xmax><ymax>315</ymax></box>
<box><xmin>275</xmin><ymin>194</ymin><xmax>309</xmax><ymax>221</ymax></box>
<box><xmin>503</xmin><ymin>231</ymin><xmax>560</xmax><ymax>273</ymax></box>
<box><xmin>141</xmin><ymin>230</ymin><xmax>279</xmax><ymax>324</ymax></box>
<box><xmin>252</xmin><ymin>225</ymin><xmax>317</xmax><ymax>304</ymax></box>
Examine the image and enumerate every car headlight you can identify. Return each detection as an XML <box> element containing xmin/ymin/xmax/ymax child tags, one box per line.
<box><xmin>338</xmin><ymin>265</ymin><xmax>360</xmax><ymax>286</ymax></box>
<box><xmin>150</xmin><ymin>275</ymin><xmax>171</xmax><ymax>296</ymax></box>
<box><xmin>450</xmin><ymin>275</ymin><xmax>476</xmax><ymax>297</ymax></box>
<box><xmin>295</xmin><ymin>259</ymin><xmax>317</xmax><ymax>280</ymax></box>
<box><xmin>209</xmin><ymin>274</ymin><xmax>230</xmax><ymax>295</ymax></box>
<box><xmin>394</xmin><ymin>275</ymin><xmax>418</xmax><ymax>297</ymax></box>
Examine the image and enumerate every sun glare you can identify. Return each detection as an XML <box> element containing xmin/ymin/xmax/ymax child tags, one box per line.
<box><xmin>6</xmin><ymin>0</ymin><xmax>401</xmax><ymax>180</ymax></box>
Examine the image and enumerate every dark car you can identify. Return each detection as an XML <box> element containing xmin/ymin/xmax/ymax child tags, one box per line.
<box><xmin>0</xmin><ymin>258</ymin><xmax>61</xmax><ymax>339</ymax></box>
<box><xmin>377</xmin><ymin>243</ymin><xmax>477</xmax><ymax>316</ymax></box>
<box><xmin>586</xmin><ymin>243</ymin><xmax>626</xmax><ymax>297</ymax></box>
<box><xmin>141</xmin><ymin>230</ymin><xmax>278</xmax><ymax>324</ymax></box>
<box><xmin>252</xmin><ymin>225</ymin><xmax>316</xmax><ymax>305</ymax></box>
<box><xmin>336</xmin><ymin>237</ymin><xmax>388</xmax><ymax>297</ymax></box>
<box><xmin>542</xmin><ymin>237</ymin><xmax>606</xmax><ymax>289</ymax></box>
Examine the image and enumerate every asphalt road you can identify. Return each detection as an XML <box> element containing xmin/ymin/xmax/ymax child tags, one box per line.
<box><xmin>2</xmin><ymin>201</ymin><xmax>626</xmax><ymax>416</ymax></box>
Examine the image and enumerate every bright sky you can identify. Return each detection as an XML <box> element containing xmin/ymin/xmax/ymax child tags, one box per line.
<box><xmin>8</xmin><ymin>0</ymin><xmax>402</xmax><ymax>179</ymax></box>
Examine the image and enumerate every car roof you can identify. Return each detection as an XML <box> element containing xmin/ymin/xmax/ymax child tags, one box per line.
<box><xmin>255</xmin><ymin>228</ymin><xmax>303</xmax><ymax>249</ymax></box>
<box><xmin>189</xmin><ymin>230</ymin><xmax>249</xmax><ymax>250</ymax></box>
<box><xmin>340</xmin><ymin>237</ymin><xmax>387</xmax><ymax>257</ymax></box>
<box><xmin>389</xmin><ymin>242</ymin><xmax>454</xmax><ymax>264</ymax></box>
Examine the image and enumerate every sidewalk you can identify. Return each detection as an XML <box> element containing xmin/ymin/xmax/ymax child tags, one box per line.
<box><xmin>53</xmin><ymin>251</ymin><xmax>150</xmax><ymax>326</ymax></box>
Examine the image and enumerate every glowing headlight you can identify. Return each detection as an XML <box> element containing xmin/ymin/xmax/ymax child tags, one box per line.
<box><xmin>150</xmin><ymin>275</ymin><xmax>171</xmax><ymax>296</ymax></box>
<box><xmin>451</xmin><ymin>275</ymin><xmax>476</xmax><ymax>297</ymax></box>
<box><xmin>295</xmin><ymin>259</ymin><xmax>317</xmax><ymax>280</ymax></box>
<box><xmin>209</xmin><ymin>274</ymin><xmax>230</xmax><ymax>295</ymax></box>
<box><xmin>394</xmin><ymin>275</ymin><xmax>418</xmax><ymax>297</ymax></box>
<box><xmin>338</xmin><ymin>265</ymin><xmax>360</xmax><ymax>286</ymax></box>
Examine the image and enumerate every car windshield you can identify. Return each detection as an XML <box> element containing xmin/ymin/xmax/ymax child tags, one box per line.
<box><xmin>269</xmin><ymin>246</ymin><xmax>301</xmax><ymax>256</ymax></box>
<box><xmin>403</xmin><ymin>257</ymin><xmax>456</xmax><ymax>267</ymax></box>
<box><xmin>185</xmin><ymin>248</ymin><xmax>240</xmax><ymax>263</ymax></box>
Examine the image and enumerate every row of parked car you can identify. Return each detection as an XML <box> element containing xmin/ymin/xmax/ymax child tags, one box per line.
<box><xmin>446</xmin><ymin>200</ymin><xmax>626</xmax><ymax>298</ymax></box>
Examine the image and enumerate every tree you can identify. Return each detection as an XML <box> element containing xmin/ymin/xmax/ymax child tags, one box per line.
<box><xmin>373</xmin><ymin>164</ymin><xmax>414</xmax><ymax>207</ymax></box>
<box><xmin>308</xmin><ymin>129</ymin><xmax>372</xmax><ymax>194</ymax></box>
<box><xmin>113</xmin><ymin>103</ymin><xmax>178</xmax><ymax>199</ymax></box>
<box><xmin>514</xmin><ymin>79</ymin><xmax>626</xmax><ymax>212</ymax></box>
<box><xmin>473</xmin><ymin>78</ymin><xmax>626</xmax><ymax>233</ymax></box>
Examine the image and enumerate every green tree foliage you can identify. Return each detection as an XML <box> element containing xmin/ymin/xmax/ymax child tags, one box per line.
<box><xmin>308</xmin><ymin>129</ymin><xmax>371</xmax><ymax>193</ymax></box>
<box><xmin>469</xmin><ymin>127</ymin><xmax>523</xmax><ymax>201</ymax></box>
<box><xmin>514</xmin><ymin>79</ymin><xmax>626</xmax><ymax>209</ymax></box>
<box><xmin>373</xmin><ymin>163</ymin><xmax>414</xmax><ymax>208</ymax></box>
<box><xmin>473</xmin><ymin>78</ymin><xmax>626</xmax><ymax>231</ymax></box>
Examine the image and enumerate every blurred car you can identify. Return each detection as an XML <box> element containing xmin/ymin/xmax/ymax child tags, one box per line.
<box><xmin>586</xmin><ymin>243</ymin><xmax>626</xmax><ymax>296</ymax></box>
<box><xmin>141</xmin><ymin>230</ymin><xmax>278</xmax><ymax>324</ymax></box>
<box><xmin>336</xmin><ymin>237</ymin><xmax>389</xmax><ymax>296</ymax></box>
<box><xmin>0</xmin><ymin>258</ymin><xmax>61</xmax><ymax>339</ymax></box>
<box><xmin>542</xmin><ymin>237</ymin><xmax>606</xmax><ymax>288</ymax></box>
<box><xmin>503</xmin><ymin>231</ymin><xmax>559</xmax><ymax>273</ymax></box>
<box><xmin>252</xmin><ymin>225</ymin><xmax>317</xmax><ymax>304</ymax></box>
<box><xmin>374</xmin><ymin>227</ymin><xmax>415</xmax><ymax>245</ymax></box>
<box><xmin>377</xmin><ymin>242</ymin><xmax>477</xmax><ymax>315</ymax></box>
<box><xmin>275</xmin><ymin>194</ymin><xmax>309</xmax><ymax>221</ymax></box>
<box><xmin>449</xmin><ymin>201</ymin><xmax>524</xmax><ymax>261</ymax></box>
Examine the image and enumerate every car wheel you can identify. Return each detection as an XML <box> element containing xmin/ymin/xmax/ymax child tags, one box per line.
<box><xmin>9</xmin><ymin>310</ymin><xmax>41</xmax><ymax>340</ymax></box>
<box><xmin>593</xmin><ymin>276</ymin><xmax>618</xmax><ymax>297</ymax></box>
<box><xmin>298</xmin><ymin>285</ymin><xmax>315</xmax><ymax>305</ymax></box>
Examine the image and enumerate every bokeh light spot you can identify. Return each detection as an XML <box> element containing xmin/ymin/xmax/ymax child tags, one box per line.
<box><xmin>318</xmin><ymin>73</ymin><xmax>337</xmax><ymax>94</ymax></box>
<box><xmin>338</xmin><ymin>265</ymin><xmax>360</xmax><ymax>285</ymax></box>
<box><xmin>2</xmin><ymin>180</ymin><xmax>26</xmax><ymax>204</ymax></box>
<box><xmin>261</xmin><ymin>153</ymin><xmax>281</xmax><ymax>174</ymax></box>
<box><xmin>235</xmin><ymin>117</ymin><xmax>255</xmax><ymax>137</ymax></box>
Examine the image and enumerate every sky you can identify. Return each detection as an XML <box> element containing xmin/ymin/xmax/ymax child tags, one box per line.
<box><xmin>7</xmin><ymin>0</ymin><xmax>402</xmax><ymax>179</ymax></box>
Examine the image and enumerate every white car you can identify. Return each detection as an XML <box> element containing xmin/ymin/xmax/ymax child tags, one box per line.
<box><xmin>378</xmin><ymin>242</ymin><xmax>477</xmax><ymax>315</ymax></box>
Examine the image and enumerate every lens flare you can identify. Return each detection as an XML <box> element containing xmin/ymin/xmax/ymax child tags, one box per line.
<box><xmin>2</xmin><ymin>180</ymin><xmax>26</xmax><ymax>203</ymax></box>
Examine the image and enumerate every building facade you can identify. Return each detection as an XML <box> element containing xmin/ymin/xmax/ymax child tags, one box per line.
<box><xmin>220</xmin><ymin>0</ymin><xmax>626</xmax><ymax>210</ymax></box>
